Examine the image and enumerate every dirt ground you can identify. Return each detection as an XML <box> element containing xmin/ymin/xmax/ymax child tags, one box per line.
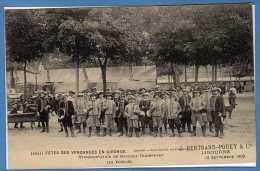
<box><xmin>7</xmin><ymin>92</ymin><xmax>256</xmax><ymax>169</ymax></box>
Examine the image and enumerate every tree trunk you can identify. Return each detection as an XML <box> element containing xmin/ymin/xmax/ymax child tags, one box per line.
<box><xmin>82</xmin><ymin>66</ymin><xmax>89</xmax><ymax>81</ymax></box>
<box><xmin>35</xmin><ymin>74</ymin><xmax>38</xmax><ymax>91</ymax></box>
<box><xmin>155</xmin><ymin>67</ymin><xmax>158</xmax><ymax>85</ymax></box>
<box><xmin>205</xmin><ymin>65</ymin><xmax>209</xmax><ymax>82</ymax></box>
<box><xmin>101</xmin><ymin>65</ymin><xmax>107</xmax><ymax>91</ymax></box>
<box><xmin>212</xmin><ymin>64</ymin><xmax>215</xmax><ymax>83</ymax></box>
<box><xmin>215</xmin><ymin>64</ymin><xmax>218</xmax><ymax>82</ymax></box>
<box><xmin>46</xmin><ymin>54</ymin><xmax>51</xmax><ymax>82</ymax></box>
<box><xmin>129</xmin><ymin>62</ymin><xmax>133</xmax><ymax>80</ymax></box>
<box><xmin>170</xmin><ymin>62</ymin><xmax>177</xmax><ymax>87</ymax></box>
<box><xmin>76</xmin><ymin>56</ymin><xmax>80</xmax><ymax>95</ymax></box>
<box><xmin>184</xmin><ymin>65</ymin><xmax>187</xmax><ymax>83</ymax></box>
<box><xmin>10</xmin><ymin>65</ymin><xmax>15</xmax><ymax>88</ymax></box>
<box><xmin>195</xmin><ymin>64</ymin><xmax>199</xmax><ymax>83</ymax></box>
<box><xmin>23</xmin><ymin>61</ymin><xmax>27</xmax><ymax>103</ymax></box>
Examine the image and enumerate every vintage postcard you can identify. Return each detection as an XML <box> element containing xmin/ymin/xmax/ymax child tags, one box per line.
<box><xmin>5</xmin><ymin>3</ymin><xmax>255</xmax><ymax>169</ymax></box>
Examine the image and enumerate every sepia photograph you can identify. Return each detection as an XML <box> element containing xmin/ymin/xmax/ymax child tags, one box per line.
<box><xmin>5</xmin><ymin>3</ymin><xmax>255</xmax><ymax>169</ymax></box>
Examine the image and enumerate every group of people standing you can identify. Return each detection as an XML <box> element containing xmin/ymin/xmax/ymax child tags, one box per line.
<box><xmin>10</xmin><ymin>84</ymin><xmax>237</xmax><ymax>139</ymax></box>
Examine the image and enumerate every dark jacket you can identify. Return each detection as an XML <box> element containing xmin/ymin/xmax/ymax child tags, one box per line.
<box><xmin>139</xmin><ymin>99</ymin><xmax>151</xmax><ymax>113</ymax></box>
<box><xmin>37</xmin><ymin>98</ymin><xmax>49</xmax><ymax>113</ymax></box>
<box><xmin>215</xmin><ymin>96</ymin><xmax>225</xmax><ymax>116</ymax></box>
<box><xmin>178</xmin><ymin>95</ymin><xmax>191</xmax><ymax>111</ymax></box>
<box><xmin>117</xmin><ymin>99</ymin><xmax>128</xmax><ymax>118</ymax></box>
<box><xmin>65</xmin><ymin>101</ymin><xmax>75</xmax><ymax>117</ymax></box>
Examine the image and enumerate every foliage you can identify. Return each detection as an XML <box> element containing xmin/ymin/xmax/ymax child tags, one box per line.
<box><xmin>5</xmin><ymin>10</ymin><xmax>46</xmax><ymax>64</ymax></box>
<box><xmin>5</xmin><ymin>4</ymin><xmax>254</xmax><ymax>89</ymax></box>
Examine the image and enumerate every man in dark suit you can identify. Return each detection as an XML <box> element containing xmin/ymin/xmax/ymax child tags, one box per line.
<box><xmin>178</xmin><ymin>88</ymin><xmax>192</xmax><ymax>132</ymax></box>
<box><xmin>114</xmin><ymin>90</ymin><xmax>121</xmax><ymax>132</ymax></box>
<box><xmin>37</xmin><ymin>92</ymin><xmax>49</xmax><ymax>133</ymax></box>
<box><xmin>63</xmin><ymin>91</ymin><xmax>76</xmax><ymax>137</ymax></box>
<box><xmin>116</xmin><ymin>94</ymin><xmax>128</xmax><ymax>136</ymax></box>
<box><xmin>211</xmin><ymin>88</ymin><xmax>226</xmax><ymax>138</ymax></box>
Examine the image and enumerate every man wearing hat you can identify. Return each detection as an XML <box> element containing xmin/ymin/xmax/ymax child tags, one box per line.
<box><xmin>97</xmin><ymin>92</ymin><xmax>106</xmax><ymax>125</ymax></box>
<box><xmin>117</xmin><ymin>93</ymin><xmax>129</xmax><ymax>136</ymax></box>
<box><xmin>149</xmin><ymin>90</ymin><xmax>155</xmax><ymax>101</ymax></box>
<box><xmin>124</xmin><ymin>95</ymin><xmax>141</xmax><ymax>138</ymax></box>
<box><xmin>134</xmin><ymin>91</ymin><xmax>142</xmax><ymax>105</ymax></box>
<box><xmin>176</xmin><ymin>86</ymin><xmax>183</xmax><ymax>98</ymax></box>
<box><xmin>62</xmin><ymin>92</ymin><xmax>76</xmax><ymax>137</ymax></box>
<box><xmin>86</xmin><ymin>93</ymin><xmax>101</xmax><ymax>137</ymax></box>
<box><xmin>178</xmin><ymin>88</ymin><xmax>192</xmax><ymax>133</ymax></box>
<box><xmin>139</xmin><ymin>88</ymin><xmax>146</xmax><ymax>96</ymax></box>
<box><xmin>75</xmin><ymin>93</ymin><xmax>88</xmax><ymax>134</ymax></box>
<box><xmin>167</xmin><ymin>87</ymin><xmax>175</xmax><ymax>95</ymax></box>
<box><xmin>162</xmin><ymin>92</ymin><xmax>182</xmax><ymax>137</ymax></box>
<box><xmin>161</xmin><ymin>92</ymin><xmax>169</xmax><ymax>133</ymax></box>
<box><xmin>114</xmin><ymin>90</ymin><xmax>121</xmax><ymax>132</ymax></box>
<box><xmin>125</xmin><ymin>90</ymin><xmax>132</xmax><ymax>102</ymax></box>
<box><xmin>190</xmin><ymin>90</ymin><xmax>206</xmax><ymax>137</ymax></box>
<box><xmin>37</xmin><ymin>92</ymin><xmax>50</xmax><ymax>133</ymax></box>
<box><xmin>150</xmin><ymin>92</ymin><xmax>163</xmax><ymax>137</ymax></box>
<box><xmin>201</xmin><ymin>88</ymin><xmax>213</xmax><ymax>132</ymax></box>
<box><xmin>210</xmin><ymin>87</ymin><xmax>226</xmax><ymax>138</ymax></box>
<box><xmin>101</xmin><ymin>93</ymin><xmax>116</xmax><ymax>136</ymax></box>
<box><xmin>139</xmin><ymin>92</ymin><xmax>153</xmax><ymax>135</ymax></box>
<box><xmin>104</xmin><ymin>87</ymin><xmax>111</xmax><ymax>94</ymax></box>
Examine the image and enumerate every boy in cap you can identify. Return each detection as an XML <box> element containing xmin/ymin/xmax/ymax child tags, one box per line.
<box><xmin>86</xmin><ymin>93</ymin><xmax>101</xmax><ymax>137</ymax></box>
<box><xmin>150</xmin><ymin>93</ymin><xmax>163</xmax><ymax>137</ymax></box>
<box><xmin>124</xmin><ymin>95</ymin><xmax>141</xmax><ymax>138</ymax></box>
<box><xmin>190</xmin><ymin>90</ymin><xmax>206</xmax><ymax>137</ymax></box>
<box><xmin>101</xmin><ymin>93</ymin><xmax>116</xmax><ymax>136</ymax></box>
